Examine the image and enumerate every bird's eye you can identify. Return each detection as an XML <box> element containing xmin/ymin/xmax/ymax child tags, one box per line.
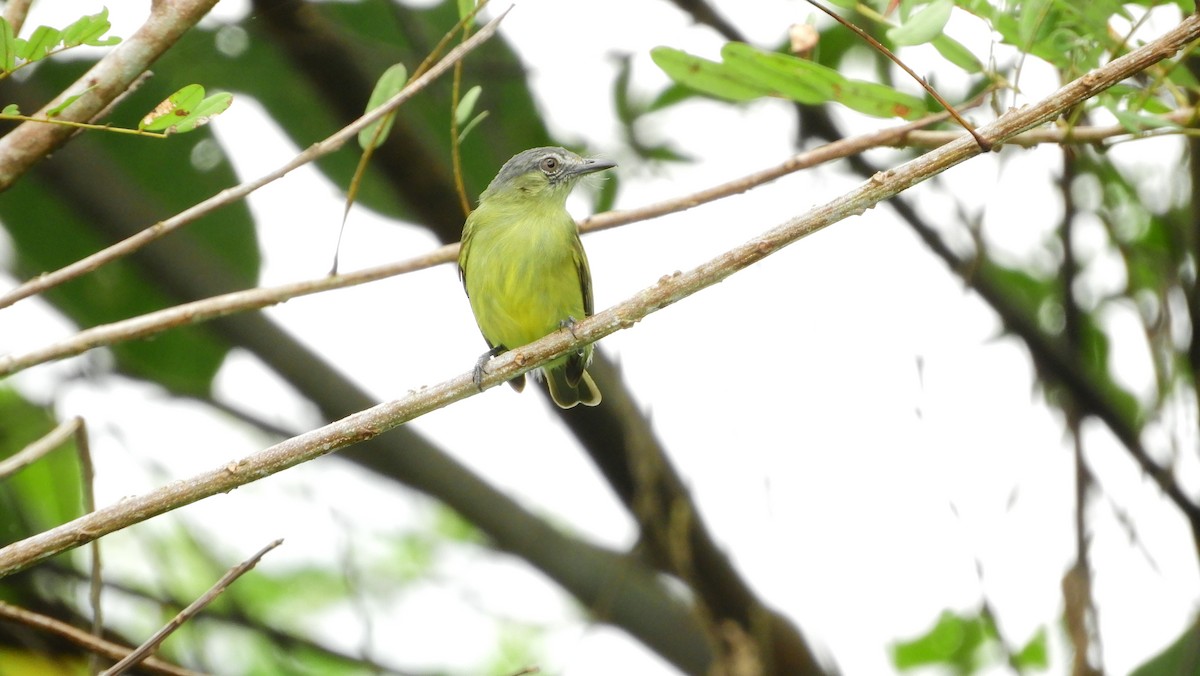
<box><xmin>540</xmin><ymin>156</ymin><xmax>559</xmax><ymax>173</ymax></box>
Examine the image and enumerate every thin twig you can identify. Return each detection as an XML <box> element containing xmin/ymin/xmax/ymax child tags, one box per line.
<box><xmin>0</xmin><ymin>417</ymin><xmax>82</xmax><ymax>479</ymax></box>
<box><xmin>74</xmin><ymin>419</ymin><xmax>105</xmax><ymax>676</ymax></box>
<box><xmin>0</xmin><ymin>601</ymin><xmax>203</xmax><ymax>676</ymax></box>
<box><xmin>805</xmin><ymin>0</ymin><xmax>991</xmax><ymax>150</ymax></box>
<box><xmin>0</xmin><ymin>8</ymin><xmax>510</xmax><ymax>312</ymax></box>
<box><xmin>2</xmin><ymin>11</ymin><xmax>1196</xmax><ymax>580</ymax></box>
<box><xmin>899</xmin><ymin>106</ymin><xmax>1200</xmax><ymax>148</ymax></box>
<box><xmin>101</xmin><ymin>539</ymin><xmax>283</xmax><ymax>676</ymax></box>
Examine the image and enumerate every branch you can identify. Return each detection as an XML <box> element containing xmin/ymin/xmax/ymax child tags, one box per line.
<box><xmin>0</xmin><ymin>416</ymin><xmax>81</xmax><ymax>479</ymax></box>
<box><xmin>102</xmin><ymin>540</ymin><xmax>282</xmax><ymax>676</ymax></box>
<box><xmin>899</xmin><ymin>106</ymin><xmax>1200</xmax><ymax>148</ymax></box>
<box><xmin>0</xmin><ymin>8</ymin><xmax>509</xmax><ymax>312</ymax></box>
<box><xmin>4</xmin><ymin>7</ymin><xmax>1196</xmax><ymax>577</ymax></box>
<box><xmin>0</xmin><ymin>601</ymin><xmax>201</xmax><ymax>676</ymax></box>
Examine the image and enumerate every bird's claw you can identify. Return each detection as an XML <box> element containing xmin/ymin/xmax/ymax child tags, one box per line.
<box><xmin>560</xmin><ymin>316</ymin><xmax>580</xmax><ymax>339</ymax></box>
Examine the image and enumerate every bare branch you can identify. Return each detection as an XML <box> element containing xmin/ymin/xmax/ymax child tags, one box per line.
<box><xmin>76</xmin><ymin>420</ymin><xmax>104</xmax><ymax>676</ymax></box>
<box><xmin>900</xmin><ymin>106</ymin><xmax>1200</xmax><ymax>148</ymax></box>
<box><xmin>0</xmin><ymin>601</ymin><xmax>202</xmax><ymax>676</ymax></box>
<box><xmin>0</xmin><ymin>416</ymin><xmax>81</xmax><ymax>479</ymax></box>
<box><xmin>102</xmin><ymin>540</ymin><xmax>283</xmax><ymax>676</ymax></box>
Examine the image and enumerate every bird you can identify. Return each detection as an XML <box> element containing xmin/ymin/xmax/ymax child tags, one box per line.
<box><xmin>458</xmin><ymin>146</ymin><xmax>615</xmax><ymax>408</ymax></box>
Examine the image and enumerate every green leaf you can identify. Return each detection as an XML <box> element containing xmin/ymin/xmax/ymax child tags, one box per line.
<box><xmin>718</xmin><ymin>42</ymin><xmax>927</xmax><ymax>119</ymax></box>
<box><xmin>44</xmin><ymin>86</ymin><xmax>93</xmax><ymax>118</ymax></box>
<box><xmin>456</xmin><ymin>0</ymin><xmax>476</xmax><ymax>22</ymax></box>
<box><xmin>1077</xmin><ymin>313</ymin><xmax>1143</xmax><ymax>426</ymax></box>
<box><xmin>1</xmin><ymin>103</ymin><xmax>18</xmax><ymax>115</ymax></box>
<box><xmin>1111</xmin><ymin>109</ymin><xmax>1178</xmax><ymax>133</ymax></box>
<box><xmin>140</xmin><ymin>83</ymin><xmax>205</xmax><ymax>131</ymax></box>
<box><xmin>457</xmin><ymin>110</ymin><xmax>488</xmax><ymax>143</ymax></box>
<box><xmin>887</xmin><ymin>0</ymin><xmax>954</xmax><ymax>46</ymax></box>
<box><xmin>892</xmin><ymin>610</ymin><xmax>993</xmax><ymax>671</ymax></box>
<box><xmin>1130</xmin><ymin>618</ymin><xmax>1200</xmax><ymax>676</ymax></box>
<box><xmin>647</xmin><ymin>82</ymin><xmax>701</xmax><ymax>112</ymax></box>
<box><xmin>136</xmin><ymin>85</ymin><xmax>230</xmax><ymax>134</ymax></box>
<box><xmin>358</xmin><ymin>62</ymin><xmax>408</xmax><ymax>150</ymax></box>
<box><xmin>1013</xmin><ymin>627</ymin><xmax>1048</xmax><ymax>669</ymax></box>
<box><xmin>720</xmin><ymin>42</ymin><xmax>837</xmax><ymax>105</ymax></box>
<box><xmin>835</xmin><ymin>77</ymin><xmax>928</xmax><ymax>120</ymax></box>
<box><xmin>650</xmin><ymin>46</ymin><xmax>772</xmax><ymax>102</ymax></box>
<box><xmin>455</xmin><ymin>84</ymin><xmax>482</xmax><ymax>127</ymax></box>
<box><xmin>931</xmin><ymin>33</ymin><xmax>983</xmax><ymax>74</ymax></box>
<box><xmin>60</xmin><ymin>7</ymin><xmax>120</xmax><ymax>48</ymax></box>
<box><xmin>0</xmin><ymin>17</ymin><xmax>16</xmax><ymax>73</ymax></box>
<box><xmin>174</xmin><ymin>91</ymin><xmax>233</xmax><ymax>134</ymax></box>
<box><xmin>17</xmin><ymin>25</ymin><xmax>61</xmax><ymax>62</ymax></box>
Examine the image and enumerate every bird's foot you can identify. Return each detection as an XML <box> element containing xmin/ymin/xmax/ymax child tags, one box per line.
<box><xmin>473</xmin><ymin>345</ymin><xmax>505</xmax><ymax>390</ymax></box>
<box><xmin>559</xmin><ymin>316</ymin><xmax>580</xmax><ymax>339</ymax></box>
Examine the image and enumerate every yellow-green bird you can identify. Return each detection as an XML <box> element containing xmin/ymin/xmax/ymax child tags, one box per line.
<box><xmin>459</xmin><ymin>146</ymin><xmax>615</xmax><ymax>408</ymax></box>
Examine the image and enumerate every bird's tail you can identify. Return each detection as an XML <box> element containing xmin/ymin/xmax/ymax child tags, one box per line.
<box><xmin>546</xmin><ymin>367</ymin><xmax>601</xmax><ymax>409</ymax></box>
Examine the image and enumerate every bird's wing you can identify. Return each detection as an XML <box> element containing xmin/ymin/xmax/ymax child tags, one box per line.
<box><xmin>574</xmin><ymin>234</ymin><xmax>594</xmax><ymax>318</ymax></box>
<box><xmin>458</xmin><ymin>213</ymin><xmax>475</xmax><ymax>293</ymax></box>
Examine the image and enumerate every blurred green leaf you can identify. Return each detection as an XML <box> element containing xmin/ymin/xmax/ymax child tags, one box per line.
<box><xmin>0</xmin><ymin>16</ymin><xmax>16</xmax><ymax>73</ymax></box>
<box><xmin>358</xmin><ymin>62</ymin><xmax>408</xmax><ymax>150</ymax></box>
<box><xmin>720</xmin><ymin>42</ymin><xmax>836</xmax><ymax>105</ymax></box>
<box><xmin>456</xmin><ymin>83</ymin><xmax>482</xmax><ymax>126</ymax></box>
<box><xmin>457</xmin><ymin>110</ymin><xmax>488</xmax><ymax>143</ymax></box>
<box><xmin>647</xmin><ymin>82</ymin><xmax>702</xmax><ymax>112</ymax></box>
<box><xmin>892</xmin><ymin>610</ymin><xmax>996</xmax><ymax>672</ymax></box>
<box><xmin>1130</xmin><ymin>617</ymin><xmax>1200</xmax><ymax>676</ymax></box>
<box><xmin>1014</xmin><ymin>627</ymin><xmax>1049</xmax><ymax>669</ymax></box>
<box><xmin>44</xmin><ymin>86</ymin><xmax>93</xmax><ymax>118</ymax></box>
<box><xmin>17</xmin><ymin>25</ymin><xmax>61</xmax><ymax>62</ymax></box>
<box><xmin>60</xmin><ymin>8</ymin><xmax>120</xmax><ymax>48</ymax></box>
<box><xmin>456</xmin><ymin>0</ymin><xmax>476</xmax><ymax>22</ymax></box>
<box><xmin>650</xmin><ymin>46</ymin><xmax>772</xmax><ymax>102</ymax></box>
<box><xmin>1078</xmin><ymin>313</ymin><xmax>1143</xmax><ymax>426</ymax></box>
<box><xmin>656</xmin><ymin>42</ymin><xmax>927</xmax><ymax>119</ymax></box>
<box><xmin>888</xmin><ymin>0</ymin><xmax>954</xmax><ymax>46</ymax></box>
<box><xmin>931</xmin><ymin>33</ymin><xmax>983</xmax><ymax>74</ymax></box>
<box><xmin>981</xmin><ymin>260</ymin><xmax>1056</xmax><ymax>320</ymax></box>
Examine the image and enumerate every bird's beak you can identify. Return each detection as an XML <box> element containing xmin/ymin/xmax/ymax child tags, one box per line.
<box><xmin>570</xmin><ymin>158</ymin><xmax>617</xmax><ymax>177</ymax></box>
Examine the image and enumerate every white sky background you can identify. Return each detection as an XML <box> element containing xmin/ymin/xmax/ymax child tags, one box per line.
<box><xmin>3</xmin><ymin>0</ymin><xmax>1200</xmax><ymax>674</ymax></box>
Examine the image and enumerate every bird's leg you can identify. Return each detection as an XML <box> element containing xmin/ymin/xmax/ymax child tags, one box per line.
<box><xmin>559</xmin><ymin>316</ymin><xmax>580</xmax><ymax>339</ymax></box>
<box><xmin>473</xmin><ymin>345</ymin><xmax>505</xmax><ymax>389</ymax></box>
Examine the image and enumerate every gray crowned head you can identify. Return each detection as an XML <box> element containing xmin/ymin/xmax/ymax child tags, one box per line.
<box><xmin>482</xmin><ymin>146</ymin><xmax>616</xmax><ymax>203</ymax></box>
